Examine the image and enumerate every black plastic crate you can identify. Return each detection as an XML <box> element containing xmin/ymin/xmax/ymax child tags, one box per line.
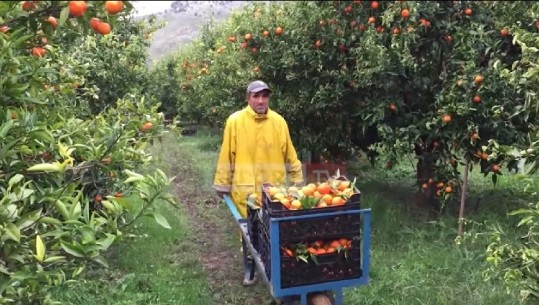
<box><xmin>280</xmin><ymin>243</ymin><xmax>362</xmax><ymax>288</ymax></box>
<box><xmin>257</xmin><ymin>227</ymin><xmax>271</xmax><ymax>280</ymax></box>
<box><xmin>247</xmin><ymin>205</ymin><xmax>260</xmax><ymax>253</ymax></box>
<box><xmin>260</xmin><ymin>177</ymin><xmax>361</xmax><ymax>244</ymax></box>
<box><xmin>258</xmin><ymin>205</ymin><xmax>361</xmax><ymax>244</ymax></box>
<box><xmin>256</xmin><ymin>210</ymin><xmax>362</xmax><ymax>287</ymax></box>
<box><xmin>258</xmin><ymin>232</ymin><xmax>362</xmax><ymax>288</ymax></box>
<box><xmin>279</xmin><ymin>213</ymin><xmax>361</xmax><ymax>243</ymax></box>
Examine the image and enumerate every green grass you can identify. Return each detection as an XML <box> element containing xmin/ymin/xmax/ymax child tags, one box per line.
<box><xmin>345</xmin><ymin>196</ymin><xmax>519</xmax><ymax>305</ymax></box>
<box><xmin>343</xmin><ymin>155</ymin><xmax>531</xmax><ymax>305</ymax></box>
<box><xmin>53</xmin><ymin>126</ymin><xmax>532</xmax><ymax>305</ymax></box>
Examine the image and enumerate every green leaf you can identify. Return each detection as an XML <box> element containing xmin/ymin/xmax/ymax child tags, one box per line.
<box><xmin>44</xmin><ymin>256</ymin><xmax>67</xmax><ymax>263</ymax></box>
<box><xmin>6</xmin><ymin>83</ymin><xmax>30</xmax><ymax>96</ymax></box>
<box><xmin>100</xmin><ymin>200</ymin><xmax>117</xmax><ymax>213</ymax></box>
<box><xmin>79</xmin><ymin>226</ymin><xmax>96</xmax><ymax>244</ymax></box>
<box><xmin>34</xmin><ymin>235</ymin><xmax>46</xmax><ymax>262</ymax></box>
<box><xmin>300</xmin><ymin>196</ymin><xmax>319</xmax><ymax>209</ymax></box>
<box><xmin>27</xmin><ymin>162</ymin><xmax>62</xmax><ymax>172</ymax></box>
<box><xmin>7</xmin><ymin>174</ymin><xmax>24</xmax><ymax>189</ymax></box>
<box><xmin>29</xmin><ymin>130</ymin><xmax>53</xmax><ymax>143</ymax></box>
<box><xmin>16</xmin><ymin>189</ymin><xmax>34</xmax><ymax>201</ymax></box>
<box><xmin>96</xmin><ymin>234</ymin><xmax>116</xmax><ymax>251</ymax></box>
<box><xmin>3</xmin><ymin>222</ymin><xmax>20</xmax><ymax>243</ymax></box>
<box><xmin>0</xmin><ymin>119</ymin><xmax>14</xmax><ymax>139</ymax></box>
<box><xmin>152</xmin><ymin>212</ymin><xmax>171</xmax><ymax>229</ymax></box>
<box><xmin>16</xmin><ymin>208</ymin><xmax>41</xmax><ymax>229</ymax></box>
<box><xmin>125</xmin><ymin>169</ymin><xmax>145</xmax><ymax>179</ymax></box>
<box><xmin>124</xmin><ymin>176</ymin><xmax>145</xmax><ymax>183</ymax></box>
<box><xmin>156</xmin><ymin>168</ymin><xmax>168</xmax><ymax>182</ymax></box>
<box><xmin>72</xmin><ymin>266</ymin><xmax>85</xmax><ymax>277</ymax></box>
<box><xmin>350</xmin><ymin>177</ymin><xmax>357</xmax><ymax>190</ymax></box>
<box><xmin>492</xmin><ymin>173</ymin><xmax>498</xmax><ymax>186</ymax></box>
<box><xmin>517</xmin><ymin>215</ymin><xmax>534</xmax><ymax>227</ymax></box>
<box><xmin>91</xmin><ymin>255</ymin><xmax>109</xmax><ymax>268</ymax></box>
<box><xmin>60</xmin><ymin>240</ymin><xmax>86</xmax><ymax>258</ymax></box>
<box><xmin>59</xmin><ymin>6</ymin><xmax>70</xmax><ymax>26</ymax></box>
<box><xmin>38</xmin><ymin>216</ymin><xmax>62</xmax><ymax>226</ymax></box>
<box><xmin>310</xmin><ymin>254</ymin><xmax>320</xmax><ymax>265</ymax></box>
<box><xmin>508</xmin><ymin>208</ymin><xmax>532</xmax><ymax>216</ymax></box>
<box><xmin>69</xmin><ymin>200</ymin><xmax>81</xmax><ymax>220</ymax></box>
<box><xmin>115</xmin><ymin>196</ymin><xmax>143</xmax><ymax>216</ymax></box>
<box><xmin>54</xmin><ymin>200</ymin><xmax>71</xmax><ymax>220</ymax></box>
<box><xmin>297</xmin><ymin>255</ymin><xmax>309</xmax><ymax>263</ymax></box>
<box><xmin>0</xmin><ymin>265</ymin><xmax>10</xmax><ymax>275</ymax></box>
<box><xmin>12</xmin><ymin>34</ymin><xmax>34</xmax><ymax>48</ymax></box>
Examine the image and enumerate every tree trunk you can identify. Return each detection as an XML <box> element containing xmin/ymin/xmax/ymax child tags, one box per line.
<box><xmin>457</xmin><ymin>159</ymin><xmax>470</xmax><ymax>238</ymax></box>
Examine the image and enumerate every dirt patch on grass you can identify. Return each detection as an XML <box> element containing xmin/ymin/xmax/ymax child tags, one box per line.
<box><xmin>168</xmin><ymin>151</ymin><xmax>272</xmax><ymax>305</ymax></box>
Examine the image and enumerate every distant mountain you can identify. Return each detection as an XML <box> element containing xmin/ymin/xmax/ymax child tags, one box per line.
<box><xmin>136</xmin><ymin>1</ymin><xmax>258</xmax><ymax>66</ymax></box>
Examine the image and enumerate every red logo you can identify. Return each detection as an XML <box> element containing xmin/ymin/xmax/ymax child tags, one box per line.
<box><xmin>302</xmin><ymin>162</ymin><xmax>347</xmax><ymax>183</ymax></box>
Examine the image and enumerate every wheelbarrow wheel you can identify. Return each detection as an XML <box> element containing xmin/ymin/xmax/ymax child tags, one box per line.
<box><xmin>307</xmin><ymin>292</ymin><xmax>333</xmax><ymax>305</ymax></box>
<box><xmin>277</xmin><ymin>291</ymin><xmax>334</xmax><ymax>305</ymax></box>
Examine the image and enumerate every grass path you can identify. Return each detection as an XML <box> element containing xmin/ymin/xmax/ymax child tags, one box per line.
<box><xmin>151</xmin><ymin>130</ymin><xmax>274</xmax><ymax>305</ymax></box>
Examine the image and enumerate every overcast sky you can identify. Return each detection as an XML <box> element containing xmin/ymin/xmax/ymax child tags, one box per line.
<box><xmin>131</xmin><ymin>1</ymin><xmax>174</xmax><ymax>17</ymax></box>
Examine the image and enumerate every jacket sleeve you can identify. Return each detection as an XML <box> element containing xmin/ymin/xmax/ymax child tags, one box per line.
<box><xmin>214</xmin><ymin>117</ymin><xmax>235</xmax><ymax>193</ymax></box>
<box><xmin>282</xmin><ymin>120</ymin><xmax>304</xmax><ymax>186</ymax></box>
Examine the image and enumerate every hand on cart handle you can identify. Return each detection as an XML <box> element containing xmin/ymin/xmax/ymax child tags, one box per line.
<box><xmin>216</xmin><ymin>191</ymin><xmax>230</xmax><ymax>199</ymax></box>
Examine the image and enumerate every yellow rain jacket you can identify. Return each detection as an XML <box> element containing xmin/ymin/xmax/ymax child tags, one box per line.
<box><xmin>214</xmin><ymin>105</ymin><xmax>304</xmax><ymax>218</ymax></box>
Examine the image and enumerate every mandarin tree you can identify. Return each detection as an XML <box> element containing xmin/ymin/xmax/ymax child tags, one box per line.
<box><xmin>0</xmin><ymin>1</ymin><xmax>175</xmax><ymax>303</ymax></box>
<box><xmin>166</xmin><ymin>1</ymin><xmax>539</xmax><ymax>209</ymax></box>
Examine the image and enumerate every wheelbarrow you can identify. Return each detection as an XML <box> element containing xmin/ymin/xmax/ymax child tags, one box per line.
<box><xmin>223</xmin><ymin>194</ymin><xmax>371</xmax><ymax>305</ymax></box>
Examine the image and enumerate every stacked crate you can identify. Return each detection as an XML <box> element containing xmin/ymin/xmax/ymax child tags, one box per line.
<box><xmin>249</xmin><ymin>176</ymin><xmax>363</xmax><ymax>288</ymax></box>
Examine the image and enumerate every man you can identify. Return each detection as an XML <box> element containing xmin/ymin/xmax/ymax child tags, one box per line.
<box><xmin>214</xmin><ymin>80</ymin><xmax>304</xmax><ymax>216</ymax></box>
<box><xmin>213</xmin><ymin>80</ymin><xmax>304</xmax><ymax>285</ymax></box>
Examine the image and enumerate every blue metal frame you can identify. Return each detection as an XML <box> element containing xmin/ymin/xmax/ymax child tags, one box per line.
<box><xmin>223</xmin><ymin>195</ymin><xmax>371</xmax><ymax>305</ymax></box>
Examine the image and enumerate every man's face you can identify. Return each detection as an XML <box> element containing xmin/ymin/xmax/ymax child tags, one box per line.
<box><xmin>248</xmin><ymin>90</ymin><xmax>271</xmax><ymax>114</ymax></box>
